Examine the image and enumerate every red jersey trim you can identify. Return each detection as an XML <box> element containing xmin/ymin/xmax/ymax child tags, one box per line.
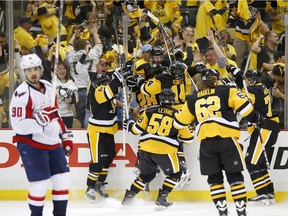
<box><xmin>13</xmin><ymin>136</ymin><xmax>61</xmax><ymax>150</ymax></box>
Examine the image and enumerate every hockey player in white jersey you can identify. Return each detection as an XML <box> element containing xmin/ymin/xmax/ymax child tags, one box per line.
<box><xmin>9</xmin><ymin>53</ymin><xmax>73</xmax><ymax>216</ymax></box>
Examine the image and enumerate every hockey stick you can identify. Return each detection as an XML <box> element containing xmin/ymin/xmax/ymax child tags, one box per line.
<box><xmin>187</xmin><ymin>72</ymin><xmax>199</xmax><ymax>92</ymax></box>
<box><xmin>51</xmin><ymin>0</ymin><xmax>64</xmax><ymax>107</ymax></box>
<box><xmin>147</xmin><ymin>10</ymin><xmax>199</xmax><ymax>91</ymax></box>
<box><xmin>243</xmin><ymin>51</ymin><xmax>252</xmax><ymax>75</ymax></box>
<box><xmin>113</xmin><ymin>13</ymin><xmax>129</xmax><ymax>157</ymax></box>
<box><xmin>122</xmin><ymin>15</ymin><xmax>130</xmax><ymax>157</ymax></box>
<box><xmin>146</xmin><ymin>11</ymin><xmax>174</xmax><ymax>57</ymax></box>
<box><xmin>254</xmin><ymin>123</ymin><xmax>270</xmax><ymax>169</ymax></box>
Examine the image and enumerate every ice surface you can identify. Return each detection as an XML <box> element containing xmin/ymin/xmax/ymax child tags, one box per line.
<box><xmin>0</xmin><ymin>199</ymin><xmax>287</xmax><ymax>216</ymax></box>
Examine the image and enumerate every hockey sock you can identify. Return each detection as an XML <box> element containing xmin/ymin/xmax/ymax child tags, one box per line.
<box><xmin>53</xmin><ymin>200</ymin><xmax>68</xmax><ymax>216</ymax></box>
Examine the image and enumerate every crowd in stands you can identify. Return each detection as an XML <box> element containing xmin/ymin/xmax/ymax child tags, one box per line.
<box><xmin>0</xmin><ymin>0</ymin><xmax>286</xmax><ymax>128</ymax></box>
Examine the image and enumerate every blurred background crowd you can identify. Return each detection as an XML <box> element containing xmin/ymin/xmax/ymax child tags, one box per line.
<box><xmin>0</xmin><ymin>0</ymin><xmax>286</xmax><ymax>129</ymax></box>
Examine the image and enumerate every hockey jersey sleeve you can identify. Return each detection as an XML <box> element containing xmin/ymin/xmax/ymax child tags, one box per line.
<box><xmin>140</xmin><ymin>77</ymin><xmax>162</xmax><ymax>96</ymax></box>
<box><xmin>94</xmin><ymin>78</ymin><xmax>121</xmax><ymax>104</ymax></box>
<box><xmin>177</xmin><ymin>125</ymin><xmax>194</xmax><ymax>144</ymax></box>
<box><xmin>174</xmin><ymin>101</ymin><xmax>195</xmax><ymax>129</ymax></box>
<box><xmin>129</xmin><ymin>111</ymin><xmax>149</xmax><ymax>135</ymax></box>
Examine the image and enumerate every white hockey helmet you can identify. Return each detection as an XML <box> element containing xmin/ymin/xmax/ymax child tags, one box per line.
<box><xmin>20</xmin><ymin>54</ymin><xmax>43</xmax><ymax>72</ymax></box>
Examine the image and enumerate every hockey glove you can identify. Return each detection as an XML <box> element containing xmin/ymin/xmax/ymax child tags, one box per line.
<box><xmin>226</xmin><ymin>64</ymin><xmax>243</xmax><ymax>78</ymax></box>
<box><xmin>172</xmin><ymin>47</ymin><xmax>184</xmax><ymax>59</ymax></box>
<box><xmin>122</xmin><ymin>69</ymin><xmax>133</xmax><ymax>80</ymax></box>
<box><xmin>221</xmin><ymin>77</ymin><xmax>237</xmax><ymax>87</ymax></box>
<box><xmin>125</xmin><ymin>75</ymin><xmax>137</xmax><ymax>88</ymax></box>
<box><xmin>112</xmin><ymin>68</ymin><xmax>123</xmax><ymax>84</ymax></box>
<box><xmin>34</xmin><ymin>107</ymin><xmax>58</xmax><ymax>127</ymax></box>
<box><xmin>62</xmin><ymin>131</ymin><xmax>74</xmax><ymax>156</ymax></box>
<box><xmin>124</xmin><ymin>59</ymin><xmax>134</xmax><ymax>73</ymax></box>
<box><xmin>123</xmin><ymin>119</ymin><xmax>135</xmax><ymax>132</ymax></box>
<box><xmin>195</xmin><ymin>62</ymin><xmax>206</xmax><ymax>73</ymax></box>
<box><xmin>135</xmin><ymin>74</ymin><xmax>145</xmax><ymax>89</ymax></box>
<box><xmin>188</xmin><ymin>62</ymin><xmax>206</xmax><ymax>77</ymax></box>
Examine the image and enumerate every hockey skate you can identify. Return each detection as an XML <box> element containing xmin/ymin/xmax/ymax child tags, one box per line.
<box><xmin>122</xmin><ymin>190</ymin><xmax>136</xmax><ymax>206</ymax></box>
<box><xmin>235</xmin><ymin>200</ymin><xmax>247</xmax><ymax>216</ymax></box>
<box><xmin>216</xmin><ymin>200</ymin><xmax>228</xmax><ymax>216</ymax></box>
<box><xmin>267</xmin><ymin>193</ymin><xmax>276</xmax><ymax>204</ymax></box>
<box><xmin>248</xmin><ymin>194</ymin><xmax>271</xmax><ymax>205</ymax></box>
<box><xmin>155</xmin><ymin>189</ymin><xmax>173</xmax><ymax>211</ymax></box>
<box><xmin>85</xmin><ymin>186</ymin><xmax>96</xmax><ymax>202</ymax></box>
<box><xmin>95</xmin><ymin>181</ymin><xmax>109</xmax><ymax>198</ymax></box>
<box><xmin>143</xmin><ymin>183</ymin><xmax>150</xmax><ymax>194</ymax></box>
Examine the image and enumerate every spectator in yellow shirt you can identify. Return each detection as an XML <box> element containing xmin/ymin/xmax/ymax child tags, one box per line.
<box><xmin>14</xmin><ymin>16</ymin><xmax>37</xmax><ymax>54</ymax></box>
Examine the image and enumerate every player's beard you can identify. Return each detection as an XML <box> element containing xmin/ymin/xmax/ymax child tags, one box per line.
<box><xmin>26</xmin><ymin>75</ymin><xmax>40</xmax><ymax>85</ymax></box>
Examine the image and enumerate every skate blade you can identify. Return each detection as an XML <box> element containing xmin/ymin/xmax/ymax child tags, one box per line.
<box><xmin>154</xmin><ymin>205</ymin><xmax>168</xmax><ymax>211</ymax></box>
<box><xmin>85</xmin><ymin>196</ymin><xmax>96</xmax><ymax>203</ymax></box>
<box><xmin>248</xmin><ymin>199</ymin><xmax>271</xmax><ymax>206</ymax></box>
<box><xmin>154</xmin><ymin>203</ymin><xmax>173</xmax><ymax>211</ymax></box>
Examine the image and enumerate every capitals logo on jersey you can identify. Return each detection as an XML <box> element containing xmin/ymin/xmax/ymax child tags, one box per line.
<box><xmin>14</xmin><ymin>91</ymin><xmax>27</xmax><ymax>98</ymax></box>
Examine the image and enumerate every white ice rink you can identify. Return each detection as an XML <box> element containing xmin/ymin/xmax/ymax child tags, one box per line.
<box><xmin>0</xmin><ymin>199</ymin><xmax>287</xmax><ymax>216</ymax></box>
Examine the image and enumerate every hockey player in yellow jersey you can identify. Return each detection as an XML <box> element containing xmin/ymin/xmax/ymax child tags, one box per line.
<box><xmin>85</xmin><ymin>69</ymin><xmax>124</xmax><ymax>201</ymax></box>
<box><xmin>174</xmin><ymin>68</ymin><xmax>264</xmax><ymax>216</ymax></box>
<box><xmin>127</xmin><ymin>60</ymin><xmax>193</xmax><ymax>189</ymax></box>
<box><xmin>126</xmin><ymin>45</ymin><xmax>163</xmax><ymax>118</ymax></box>
<box><xmin>122</xmin><ymin>88</ymin><xmax>194</xmax><ymax>210</ymax></box>
<box><xmin>135</xmin><ymin>61</ymin><xmax>187</xmax><ymax>110</ymax></box>
<box><xmin>125</xmin><ymin>46</ymin><xmax>166</xmax><ymax>192</ymax></box>
<box><xmin>242</xmin><ymin>69</ymin><xmax>280</xmax><ymax>205</ymax></box>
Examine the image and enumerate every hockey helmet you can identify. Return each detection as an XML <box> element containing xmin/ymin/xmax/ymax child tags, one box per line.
<box><xmin>159</xmin><ymin>88</ymin><xmax>175</xmax><ymax>106</ymax></box>
<box><xmin>144</xmin><ymin>63</ymin><xmax>163</xmax><ymax>79</ymax></box>
<box><xmin>244</xmin><ymin>69</ymin><xmax>261</xmax><ymax>83</ymax></box>
<box><xmin>169</xmin><ymin>61</ymin><xmax>185</xmax><ymax>78</ymax></box>
<box><xmin>201</xmin><ymin>68</ymin><xmax>220</xmax><ymax>85</ymax></box>
<box><xmin>151</xmin><ymin>46</ymin><xmax>164</xmax><ymax>57</ymax></box>
<box><xmin>94</xmin><ymin>73</ymin><xmax>110</xmax><ymax>86</ymax></box>
<box><xmin>20</xmin><ymin>53</ymin><xmax>43</xmax><ymax>72</ymax></box>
